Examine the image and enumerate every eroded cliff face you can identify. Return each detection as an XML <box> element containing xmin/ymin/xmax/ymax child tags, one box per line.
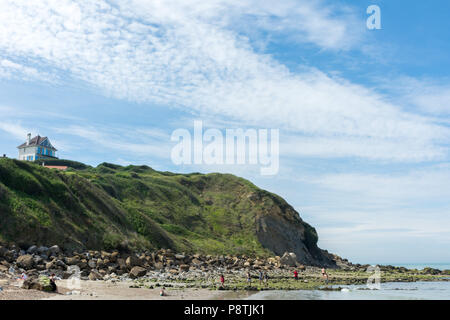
<box><xmin>248</xmin><ymin>190</ymin><xmax>336</xmax><ymax>267</ymax></box>
<box><xmin>0</xmin><ymin>158</ymin><xmax>338</xmax><ymax>267</ymax></box>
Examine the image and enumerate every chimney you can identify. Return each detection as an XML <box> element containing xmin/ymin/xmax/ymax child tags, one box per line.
<box><xmin>27</xmin><ymin>133</ymin><xmax>31</xmax><ymax>146</ymax></box>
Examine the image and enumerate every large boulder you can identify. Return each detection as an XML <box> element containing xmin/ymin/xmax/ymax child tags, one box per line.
<box><xmin>126</xmin><ymin>255</ymin><xmax>142</xmax><ymax>268</ymax></box>
<box><xmin>117</xmin><ymin>258</ymin><xmax>127</xmax><ymax>270</ymax></box>
<box><xmin>17</xmin><ymin>255</ymin><xmax>35</xmax><ymax>270</ymax></box>
<box><xmin>153</xmin><ymin>262</ymin><xmax>164</xmax><ymax>270</ymax></box>
<box><xmin>129</xmin><ymin>266</ymin><xmax>147</xmax><ymax>279</ymax></box>
<box><xmin>110</xmin><ymin>252</ymin><xmax>119</xmax><ymax>262</ymax></box>
<box><xmin>179</xmin><ymin>264</ymin><xmax>190</xmax><ymax>272</ymax></box>
<box><xmin>280</xmin><ymin>252</ymin><xmax>297</xmax><ymax>267</ymax></box>
<box><xmin>37</xmin><ymin>246</ymin><xmax>49</xmax><ymax>255</ymax></box>
<box><xmin>21</xmin><ymin>276</ymin><xmax>54</xmax><ymax>292</ymax></box>
<box><xmin>48</xmin><ymin>245</ymin><xmax>60</xmax><ymax>256</ymax></box>
<box><xmin>27</xmin><ymin>245</ymin><xmax>38</xmax><ymax>255</ymax></box>
<box><xmin>88</xmin><ymin>271</ymin><xmax>103</xmax><ymax>281</ymax></box>
<box><xmin>65</xmin><ymin>256</ymin><xmax>80</xmax><ymax>266</ymax></box>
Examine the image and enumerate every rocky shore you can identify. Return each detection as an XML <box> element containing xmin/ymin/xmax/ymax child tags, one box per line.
<box><xmin>1</xmin><ymin>244</ymin><xmax>449</xmax><ymax>298</ymax></box>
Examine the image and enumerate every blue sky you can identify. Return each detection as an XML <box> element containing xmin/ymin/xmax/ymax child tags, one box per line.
<box><xmin>0</xmin><ymin>0</ymin><xmax>449</xmax><ymax>264</ymax></box>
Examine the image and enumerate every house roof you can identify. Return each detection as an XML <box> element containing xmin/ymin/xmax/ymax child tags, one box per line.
<box><xmin>17</xmin><ymin>135</ymin><xmax>57</xmax><ymax>151</ymax></box>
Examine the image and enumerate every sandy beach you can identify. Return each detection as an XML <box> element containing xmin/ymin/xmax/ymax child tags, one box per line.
<box><xmin>0</xmin><ymin>278</ymin><xmax>252</xmax><ymax>300</ymax></box>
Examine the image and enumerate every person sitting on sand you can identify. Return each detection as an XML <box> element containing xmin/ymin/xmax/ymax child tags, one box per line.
<box><xmin>160</xmin><ymin>287</ymin><xmax>166</xmax><ymax>296</ymax></box>
<box><xmin>220</xmin><ymin>274</ymin><xmax>225</xmax><ymax>288</ymax></box>
<box><xmin>294</xmin><ymin>270</ymin><xmax>298</xmax><ymax>280</ymax></box>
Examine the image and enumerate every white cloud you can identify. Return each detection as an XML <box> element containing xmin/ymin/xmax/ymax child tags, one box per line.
<box><xmin>0</xmin><ymin>0</ymin><xmax>448</xmax><ymax>163</ymax></box>
<box><xmin>0</xmin><ymin>58</ymin><xmax>57</xmax><ymax>82</ymax></box>
<box><xmin>396</xmin><ymin>78</ymin><xmax>450</xmax><ymax>115</ymax></box>
<box><xmin>0</xmin><ymin>122</ymin><xmax>29</xmax><ymax>140</ymax></box>
<box><xmin>53</xmin><ymin>124</ymin><xmax>172</xmax><ymax>160</ymax></box>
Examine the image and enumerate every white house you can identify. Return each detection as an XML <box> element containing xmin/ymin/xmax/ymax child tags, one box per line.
<box><xmin>17</xmin><ymin>133</ymin><xmax>58</xmax><ymax>161</ymax></box>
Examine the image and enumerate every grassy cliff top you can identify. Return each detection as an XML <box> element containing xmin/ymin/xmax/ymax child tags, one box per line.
<box><xmin>0</xmin><ymin>158</ymin><xmax>331</xmax><ymax>265</ymax></box>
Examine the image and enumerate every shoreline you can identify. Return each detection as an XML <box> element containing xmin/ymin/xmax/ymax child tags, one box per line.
<box><xmin>2</xmin><ymin>246</ymin><xmax>449</xmax><ymax>300</ymax></box>
<box><xmin>1</xmin><ymin>277</ymin><xmax>449</xmax><ymax>300</ymax></box>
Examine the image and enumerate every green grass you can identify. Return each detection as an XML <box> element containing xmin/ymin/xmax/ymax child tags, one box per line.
<box><xmin>0</xmin><ymin>158</ymin><xmax>322</xmax><ymax>258</ymax></box>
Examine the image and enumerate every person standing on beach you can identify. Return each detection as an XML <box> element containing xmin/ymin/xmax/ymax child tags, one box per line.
<box><xmin>264</xmin><ymin>272</ymin><xmax>269</xmax><ymax>286</ymax></box>
<box><xmin>247</xmin><ymin>271</ymin><xmax>252</xmax><ymax>284</ymax></box>
<box><xmin>49</xmin><ymin>274</ymin><xmax>57</xmax><ymax>292</ymax></box>
<box><xmin>258</xmin><ymin>271</ymin><xmax>263</xmax><ymax>285</ymax></box>
<box><xmin>321</xmin><ymin>268</ymin><xmax>329</xmax><ymax>284</ymax></box>
<box><xmin>220</xmin><ymin>274</ymin><xmax>225</xmax><ymax>288</ymax></box>
<box><xmin>294</xmin><ymin>270</ymin><xmax>298</xmax><ymax>280</ymax></box>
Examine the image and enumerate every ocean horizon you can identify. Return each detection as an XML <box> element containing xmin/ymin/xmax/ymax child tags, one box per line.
<box><xmin>363</xmin><ymin>263</ymin><xmax>450</xmax><ymax>270</ymax></box>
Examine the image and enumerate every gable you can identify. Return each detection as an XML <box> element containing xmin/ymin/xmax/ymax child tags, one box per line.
<box><xmin>39</xmin><ymin>138</ymin><xmax>57</xmax><ymax>150</ymax></box>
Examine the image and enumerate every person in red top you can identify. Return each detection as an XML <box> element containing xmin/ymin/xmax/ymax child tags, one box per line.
<box><xmin>220</xmin><ymin>274</ymin><xmax>225</xmax><ymax>287</ymax></box>
<box><xmin>294</xmin><ymin>270</ymin><xmax>298</xmax><ymax>280</ymax></box>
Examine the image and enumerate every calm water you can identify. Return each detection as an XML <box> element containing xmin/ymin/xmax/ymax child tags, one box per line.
<box><xmin>245</xmin><ymin>281</ymin><xmax>450</xmax><ymax>300</ymax></box>
<box><xmin>384</xmin><ymin>263</ymin><xmax>450</xmax><ymax>270</ymax></box>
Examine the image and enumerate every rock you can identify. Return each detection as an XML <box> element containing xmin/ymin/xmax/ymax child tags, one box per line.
<box><xmin>96</xmin><ymin>259</ymin><xmax>105</xmax><ymax>268</ymax></box>
<box><xmin>126</xmin><ymin>255</ymin><xmax>142</xmax><ymax>268</ymax></box>
<box><xmin>22</xmin><ymin>276</ymin><xmax>54</xmax><ymax>292</ymax></box>
<box><xmin>27</xmin><ymin>245</ymin><xmax>38</xmax><ymax>255</ymax></box>
<box><xmin>88</xmin><ymin>271</ymin><xmax>103</xmax><ymax>281</ymax></box>
<box><xmin>117</xmin><ymin>258</ymin><xmax>127</xmax><ymax>270</ymax></box>
<box><xmin>45</xmin><ymin>260</ymin><xmax>56</xmax><ymax>270</ymax></box>
<box><xmin>65</xmin><ymin>256</ymin><xmax>80</xmax><ymax>266</ymax></box>
<box><xmin>166</xmin><ymin>259</ymin><xmax>174</xmax><ymax>266</ymax></box>
<box><xmin>191</xmin><ymin>258</ymin><xmax>202</xmax><ymax>266</ymax></box>
<box><xmin>154</xmin><ymin>262</ymin><xmax>164</xmax><ymax>270</ymax></box>
<box><xmin>107</xmin><ymin>265</ymin><xmax>118</xmax><ymax>273</ymax></box>
<box><xmin>37</xmin><ymin>246</ymin><xmax>49</xmax><ymax>255</ymax></box>
<box><xmin>77</xmin><ymin>259</ymin><xmax>88</xmax><ymax>269</ymax></box>
<box><xmin>280</xmin><ymin>252</ymin><xmax>297</xmax><ymax>267</ymax></box>
<box><xmin>175</xmin><ymin>254</ymin><xmax>186</xmax><ymax>260</ymax></box>
<box><xmin>0</xmin><ymin>246</ymin><xmax>7</xmax><ymax>257</ymax></box>
<box><xmin>110</xmin><ymin>252</ymin><xmax>119</xmax><ymax>262</ymax></box>
<box><xmin>55</xmin><ymin>260</ymin><xmax>67</xmax><ymax>269</ymax></box>
<box><xmin>36</xmin><ymin>264</ymin><xmax>46</xmax><ymax>271</ymax></box>
<box><xmin>179</xmin><ymin>264</ymin><xmax>190</xmax><ymax>272</ymax></box>
<box><xmin>422</xmin><ymin>267</ymin><xmax>441</xmax><ymax>275</ymax></box>
<box><xmin>88</xmin><ymin>260</ymin><xmax>97</xmax><ymax>269</ymax></box>
<box><xmin>17</xmin><ymin>255</ymin><xmax>35</xmax><ymax>270</ymax></box>
<box><xmin>129</xmin><ymin>266</ymin><xmax>147</xmax><ymax>279</ymax></box>
<box><xmin>169</xmin><ymin>269</ymin><xmax>178</xmax><ymax>275</ymax></box>
<box><xmin>48</xmin><ymin>245</ymin><xmax>60</xmax><ymax>255</ymax></box>
<box><xmin>33</xmin><ymin>256</ymin><xmax>43</xmax><ymax>265</ymax></box>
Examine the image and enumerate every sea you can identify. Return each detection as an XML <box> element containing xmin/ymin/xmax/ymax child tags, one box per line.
<box><xmin>376</xmin><ymin>263</ymin><xmax>450</xmax><ymax>270</ymax></box>
<box><xmin>243</xmin><ymin>263</ymin><xmax>450</xmax><ymax>300</ymax></box>
<box><xmin>245</xmin><ymin>281</ymin><xmax>450</xmax><ymax>300</ymax></box>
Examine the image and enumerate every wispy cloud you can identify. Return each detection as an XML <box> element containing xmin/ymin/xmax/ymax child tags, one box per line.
<box><xmin>0</xmin><ymin>0</ymin><xmax>447</xmax><ymax>163</ymax></box>
<box><xmin>53</xmin><ymin>124</ymin><xmax>172</xmax><ymax>160</ymax></box>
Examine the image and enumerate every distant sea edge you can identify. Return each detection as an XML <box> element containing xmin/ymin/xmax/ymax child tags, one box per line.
<box><xmin>365</xmin><ymin>263</ymin><xmax>450</xmax><ymax>270</ymax></box>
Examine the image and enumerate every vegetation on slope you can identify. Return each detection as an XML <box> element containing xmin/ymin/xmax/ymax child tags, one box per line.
<box><xmin>0</xmin><ymin>158</ymin><xmax>330</xmax><ymax>264</ymax></box>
